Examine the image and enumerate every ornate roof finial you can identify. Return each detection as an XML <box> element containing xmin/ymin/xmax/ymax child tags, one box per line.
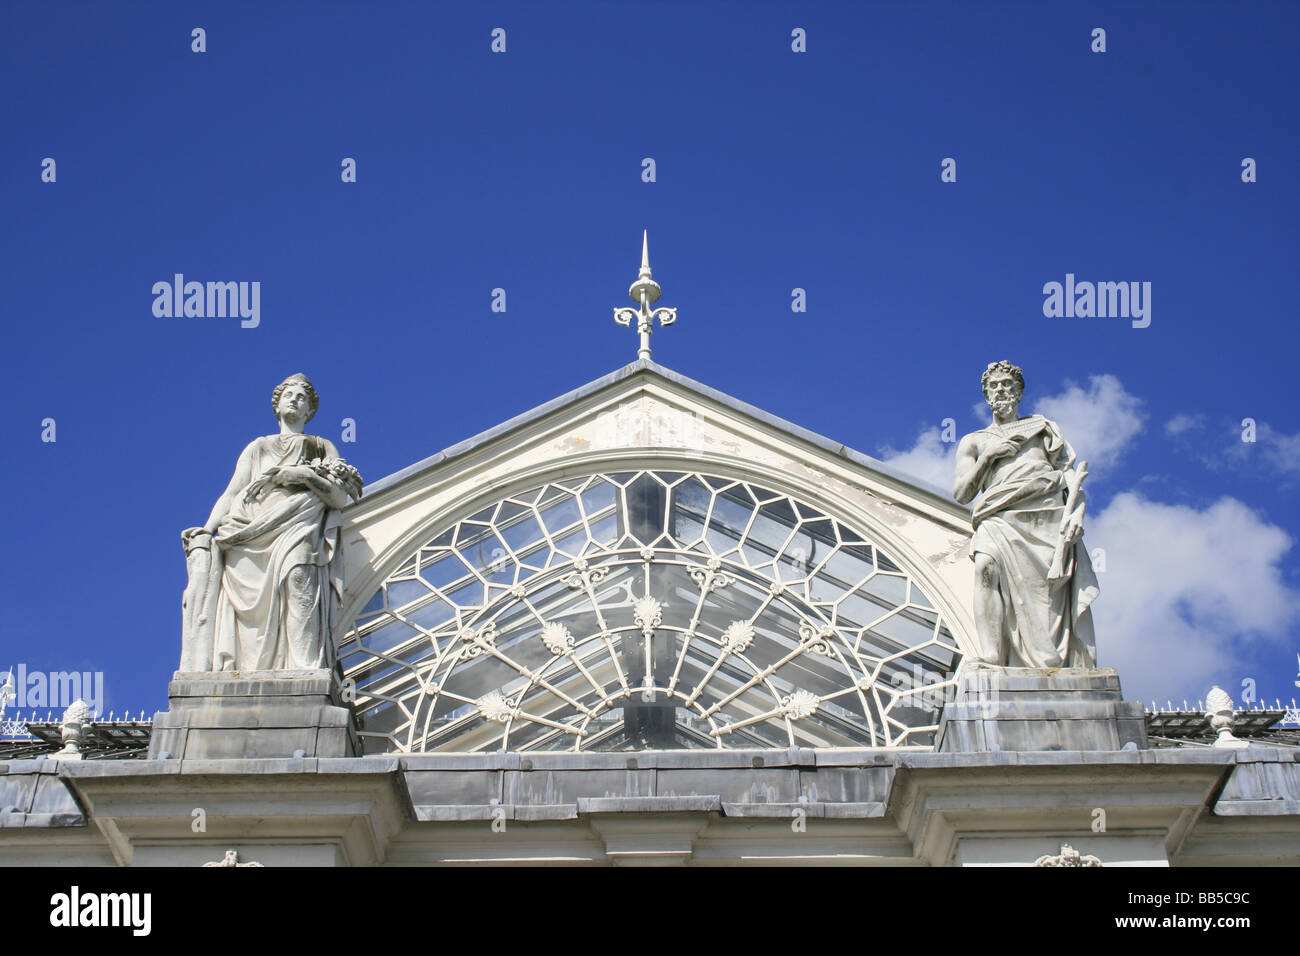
<box><xmin>614</xmin><ymin>230</ymin><xmax>676</xmax><ymax>361</ymax></box>
<box><xmin>1206</xmin><ymin>686</ymin><xmax>1250</xmax><ymax>749</ymax></box>
<box><xmin>0</xmin><ymin>668</ymin><xmax>13</xmax><ymax>719</ymax></box>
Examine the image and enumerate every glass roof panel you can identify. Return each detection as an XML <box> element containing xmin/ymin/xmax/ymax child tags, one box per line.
<box><xmin>342</xmin><ymin>470</ymin><xmax>962</xmax><ymax>753</ymax></box>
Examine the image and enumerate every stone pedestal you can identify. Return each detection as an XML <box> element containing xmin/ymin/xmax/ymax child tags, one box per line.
<box><xmin>147</xmin><ymin>669</ymin><xmax>358</xmax><ymax>760</ymax></box>
<box><xmin>936</xmin><ymin>666</ymin><xmax>1148</xmax><ymax>753</ymax></box>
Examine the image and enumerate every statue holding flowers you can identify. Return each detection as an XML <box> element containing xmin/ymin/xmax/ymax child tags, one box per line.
<box><xmin>180</xmin><ymin>374</ymin><xmax>362</xmax><ymax>673</ymax></box>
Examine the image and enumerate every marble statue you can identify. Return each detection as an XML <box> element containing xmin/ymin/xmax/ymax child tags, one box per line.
<box><xmin>180</xmin><ymin>374</ymin><xmax>362</xmax><ymax>673</ymax></box>
<box><xmin>953</xmin><ymin>361</ymin><xmax>1099</xmax><ymax>668</ymax></box>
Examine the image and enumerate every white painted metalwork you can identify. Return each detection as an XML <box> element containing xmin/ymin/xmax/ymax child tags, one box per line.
<box><xmin>613</xmin><ymin>231</ymin><xmax>676</xmax><ymax>360</ymax></box>
<box><xmin>338</xmin><ymin>471</ymin><xmax>962</xmax><ymax>752</ymax></box>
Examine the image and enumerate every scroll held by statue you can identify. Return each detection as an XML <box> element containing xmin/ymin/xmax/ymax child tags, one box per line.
<box><xmin>954</xmin><ymin>362</ymin><xmax>1099</xmax><ymax>669</ymax></box>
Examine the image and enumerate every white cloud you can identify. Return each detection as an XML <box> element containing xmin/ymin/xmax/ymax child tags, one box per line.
<box><xmin>879</xmin><ymin>373</ymin><xmax>1145</xmax><ymax>490</ymax></box>
<box><xmin>1228</xmin><ymin>421</ymin><xmax>1300</xmax><ymax>479</ymax></box>
<box><xmin>1088</xmin><ymin>493</ymin><xmax>1300</xmax><ymax>705</ymax></box>
<box><xmin>1164</xmin><ymin>413</ymin><xmax>1204</xmax><ymax>437</ymax></box>
<box><xmin>875</xmin><ymin>374</ymin><xmax>1299</xmax><ymax>707</ymax></box>
<box><xmin>1264</xmin><ymin>426</ymin><xmax>1300</xmax><ymax>476</ymax></box>
<box><xmin>1031</xmin><ymin>374</ymin><xmax>1145</xmax><ymax>472</ymax></box>
<box><xmin>876</xmin><ymin>427</ymin><xmax>956</xmax><ymax>491</ymax></box>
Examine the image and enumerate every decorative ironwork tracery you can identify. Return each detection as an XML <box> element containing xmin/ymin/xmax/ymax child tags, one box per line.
<box><xmin>339</xmin><ymin>471</ymin><xmax>961</xmax><ymax>753</ymax></box>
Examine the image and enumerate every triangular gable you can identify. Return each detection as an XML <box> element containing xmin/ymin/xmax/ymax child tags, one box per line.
<box><xmin>338</xmin><ymin>359</ymin><xmax>977</xmax><ymax>654</ymax></box>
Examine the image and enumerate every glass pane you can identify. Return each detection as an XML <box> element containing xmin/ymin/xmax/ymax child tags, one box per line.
<box><xmin>343</xmin><ymin>470</ymin><xmax>962</xmax><ymax>754</ymax></box>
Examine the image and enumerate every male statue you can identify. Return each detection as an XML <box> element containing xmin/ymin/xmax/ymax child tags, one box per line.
<box><xmin>953</xmin><ymin>361</ymin><xmax>1099</xmax><ymax>668</ymax></box>
<box><xmin>180</xmin><ymin>374</ymin><xmax>362</xmax><ymax>673</ymax></box>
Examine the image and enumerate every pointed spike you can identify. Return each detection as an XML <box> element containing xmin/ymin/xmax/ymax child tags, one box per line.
<box><xmin>641</xmin><ymin>229</ymin><xmax>650</xmax><ymax>272</ymax></box>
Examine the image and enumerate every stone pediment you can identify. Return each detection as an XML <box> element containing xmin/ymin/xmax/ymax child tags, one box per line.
<box><xmin>337</xmin><ymin>359</ymin><xmax>977</xmax><ymax>660</ymax></box>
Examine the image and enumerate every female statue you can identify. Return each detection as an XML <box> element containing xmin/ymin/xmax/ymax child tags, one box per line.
<box><xmin>180</xmin><ymin>374</ymin><xmax>362</xmax><ymax>672</ymax></box>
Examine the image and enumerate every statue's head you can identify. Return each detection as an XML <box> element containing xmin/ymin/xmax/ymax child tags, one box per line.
<box><xmin>981</xmin><ymin>360</ymin><xmax>1024</xmax><ymax>409</ymax></box>
<box><xmin>271</xmin><ymin>373</ymin><xmax>319</xmax><ymax>423</ymax></box>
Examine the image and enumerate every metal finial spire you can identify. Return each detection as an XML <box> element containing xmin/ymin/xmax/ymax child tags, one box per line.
<box><xmin>614</xmin><ymin>230</ymin><xmax>676</xmax><ymax>360</ymax></box>
<box><xmin>639</xmin><ymin>230</ymin><xmax>652</xmax><ymax>281</ymax></box>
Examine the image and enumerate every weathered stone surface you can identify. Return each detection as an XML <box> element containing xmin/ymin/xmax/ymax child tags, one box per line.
<box><xmin>3</xmin><ymin>745</ymin><xmax>1295</xmax><ymax>864</ymax></box>
<box><xmin>657</xmin><ymin>768</ymin><xmax>795</xmax><ymax>804</ymax></box>
<box><xmin>505</xmin><ymin>768</ymin><xmax>654</xmax><ymax>805</ymax></box>
<box><xmin>721</xmin><ymin>800</ymin><xmax>886</xmax><ymax>818</ymax></box>
<box><xmin>936</xmin><ymin>667</ymin><xmax>1149</xmax><ymax>752</ymax></box>
<box><xmin>167</xmin><ymin>668</ymin><xmax>337</xmax><ymax>698</ymax></box>
<box><xmin>799</xmin><ymin>766</ymin><xmax>894</xmax><ymax>804</ymax></box>
<box><xmin>1215</xmin><ymin>756</ymin><xmax>1300</xmax><ymax>816</ymax></box>
<box><xmin>404</xmin><ymin>769</ymin><xmax>503</xmax><ymax>808</ymax></box>
<box><xmin>147</xmin><ymin>670</ymin><xmax>358</xmax><ymax>759</ymax></box>
<box><xmin>399</xmin><ymin>752</ymin><xmax>901</xmax><ymax>823</ymax></box>
<box><xmin>0</xmin><ymin>763</ymin><xmax>84</xmax><ymax>828</ymax></box>
<box><xmin>578</xmin><ymin>795</ymin><xmax>721</xmax><ymax>813</ymax></box>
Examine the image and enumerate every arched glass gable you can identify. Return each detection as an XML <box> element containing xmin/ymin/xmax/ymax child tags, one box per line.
<box><xmin>339</xmin><ymin>471</ymin><xmax>962</xmax><ymax>752</ymax></box>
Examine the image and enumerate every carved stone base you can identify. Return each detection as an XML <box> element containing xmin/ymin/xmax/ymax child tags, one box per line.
<box><xmin>936</xmin><ymin>666</ymin><xmax>1148</xmax><ymax>753</ymax></box>
<box><xmin>147</xmin><ymin>669</ymin><xmax>358</xmax><ymax>760</ymax></box>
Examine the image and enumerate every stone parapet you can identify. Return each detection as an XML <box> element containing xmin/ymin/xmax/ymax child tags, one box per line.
<box><xmin>4</xmin><ymin>747</ymin><xmax>1297</xmax><ymax>865</ymax></box>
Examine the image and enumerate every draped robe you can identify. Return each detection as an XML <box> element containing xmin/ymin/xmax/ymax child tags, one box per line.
<box><xmin>205</xmin><ymin>434</ymin><xmax>343</xmax><ymax>671</ymax></box>
<box><xmin>969</xmin><ymin>415</ymin><xmax>1099</xmax><ymax>668</ymax></box>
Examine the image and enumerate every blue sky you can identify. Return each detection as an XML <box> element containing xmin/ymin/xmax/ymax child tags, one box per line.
<box><xmin>2</xmin><ymin>1</ymin><xmax>1297</xmax><ymax>720</ymax></box>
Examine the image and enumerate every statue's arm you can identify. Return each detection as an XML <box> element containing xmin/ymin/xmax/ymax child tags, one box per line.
<box><xmin>201</xmin><ymin>441</ymin><xmax>258</xmax><ymax>533</ymax></box>
<box><xmin>954</xmin><ymin>431</ymin><xmax>1022</xmax><ymax>504</ymax></box>
<box><xmin>303</xmin><ymin>471</ymin><xmax>351</xmax><ymax>510</ymax></box>
<box><xmin>274</xmin><ymin>439</ymin><xmax>351</xmax><ymax>510</ymax></box>
<box><xmin>952</xmin><ymin>434</ymin><xmax>984</xmax><ymax>504</ymax></box>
